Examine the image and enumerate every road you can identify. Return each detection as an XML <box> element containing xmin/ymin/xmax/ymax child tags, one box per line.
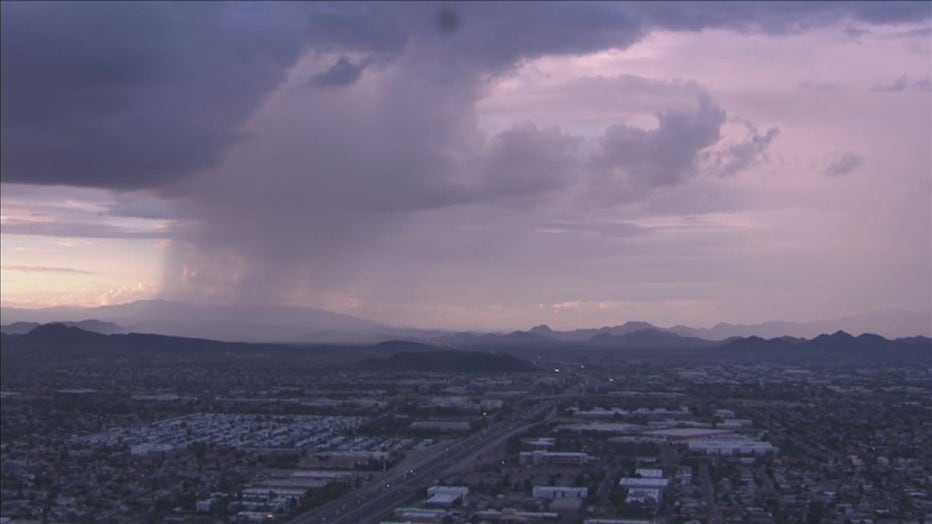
<box><xmin>287</xmin><ymin>401</ymin><xmax>552</xmax><ymax>524</ymax></box>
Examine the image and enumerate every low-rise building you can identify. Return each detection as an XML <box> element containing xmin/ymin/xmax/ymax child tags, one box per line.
<box><xmin>519</xmin><ymin>450</ymin><xmax>591</xmax><ymax>466</ymax></box>
<box><xmin>532</xmin><ymin>486</ymin><xmax>588</xmax><ymax>499</ymax></box>
<box><xmin>687</xmin><ymin>439</ymin><xmax>776</xmax><ymax>455</ymax></box>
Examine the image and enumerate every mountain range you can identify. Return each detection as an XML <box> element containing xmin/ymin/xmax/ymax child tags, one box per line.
<box><xmin>1</xmin><ymin>299</ymin><xmax>929</xmax><ymax>343</ymax></box>
<box><xmin>2</xmin><ymin>323</ymin><xmax>928</xmax><ymax>369</ymax></box>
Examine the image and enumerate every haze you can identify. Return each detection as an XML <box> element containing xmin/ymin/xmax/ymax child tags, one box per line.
<box><xmin>1</xmin><ymin>1</ymin><xmax>930</xmax><ymax>333</ymax></box>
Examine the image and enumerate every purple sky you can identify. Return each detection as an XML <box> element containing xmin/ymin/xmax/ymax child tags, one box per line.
<box><xmin>1</xmin><ymin>2</ymin><xmax>930</xmax><ymax>331</ymax></box>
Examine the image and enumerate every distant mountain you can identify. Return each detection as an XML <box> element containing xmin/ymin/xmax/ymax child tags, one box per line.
<box><xmin>668</xmin><ymin>310</ymin><xmax>931</xmax><ymax>339</ymax></box>
<box><xmin>1</xmin><ymin>321</ymin><xmax>41</xmax><ymax>335</ymax></box>
<box><xmin>2</xmin><ymin>324</ymin><xmax>927</xmax><ymax>368</ymax></box>
<box><xmin>712</xmin><ymin>331</ymin><xmax>931</xmax><ymax>364</ymax></box>
<box><xmin>0</xmin><ymin>319</ymin><xmax>124</xmax><ymax>335</ymax></box>
<box><xmin>0</xmin><ymin>299</ymin><xmax>385</xmax><ymax>343</ymax></box>
<box><xmin>441</xmin><ymin>322</ymin><xmax>670</xmax><ymax>346</ymax></box>
<box><xmin>548</xmin><ymin>321</ymin><xmax>665</xmax><ymax>342</ymax></box>
<box><xmin>504</xmin><ymin>311</ymin><xmax>930</xmax><ymax>344</ymax></box>
<box><xmin>19</xmin><ymin>323</ymin><xmax>109</xmax><ymax>345</ymax></box>
<box><xmin>587</xmin><ymin>328</ymin><xmax>716</xmax><ymax>349</ymax></box>
<box><xmin>357</xmin><ymin>350</ymin><xmax>541</xmax><ymax>373</ymax></box>
<box><xmin>0</xmin><ymin>323</ymin><xmax>339</xmax><ymax>368</ymax></box>
<box><xmin>2</xmin><ymin>301</ymin><xmax>927</xmax><ymax>344</ymax></box>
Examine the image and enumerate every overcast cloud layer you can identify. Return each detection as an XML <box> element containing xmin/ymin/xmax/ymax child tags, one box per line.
<box><xmin>2</xmin><ymin>2</ymin><xmax>930</xmax><ymax>331</ymax></box>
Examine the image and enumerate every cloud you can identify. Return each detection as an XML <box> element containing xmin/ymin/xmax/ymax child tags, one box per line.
<box><xmin>4</xmin><ymin>2</ymin><xmax>926</xmax><ymax>192</ymax></box>
<box><xmin>823</xmin><ymin>151</ymin><xmax>865</xmax><ymax>177</ymax></box>
<box><xmin>2</xmin><ymin>265</ymin><xmax>93</xmax><ymax>274</ymax></box>
<box><xmin>3</xmin><ymin>2</ymin><xmax>928</xmax><ymax>318</ymax></box>
<box><xmin>872</xmin><ymin>74</ymin><xmax>932</xmax><ymax>92</ymax></box>
<box><xmin>309</xmin><ymin>56</ymin><xmax>370</xmax><ymax>88</ymax></box>
<box><xmin>873</xmin><ymin>75</ymin><xmax>912</xmax><ymax>92</ymax></box>
<box><xmin>0</xmin><ymin>219</ymin><xmax>172</xmax><ymax>239</ymax></box>
<box><xmin>586</xmin><ymin>93</ymin><xmax>726</xmax><ymax>204</ymax></box>
<box><xmin>635</xmin><ymin>1</ymin><xmax>931</xmax><ymax>33</ymax></box>
<box><xmin>105</xmin><ymin>196</ymin><xmax>179</xmax><ymax>220</ymax></box>
<box><xmin>475</xmin><ymin>124</ymin><xmax>581</xmax><ymax>200</ymax></box>
<box><xmin>913</xmin><ymin>77</ymin><xmax>932</xmax><ymax>92</ymax></box>
<box><xmin>704</xmin><ymin>125</ymin><xmax>780</xmax><ymax>177</ymax></box>
<box><xmin>158</xmin><ymin>2</ymin><xmax>926</xmax><ymax>304</ymax></box>
<box><xmin>1</xmin><ymin>2</ymin><xmax>313</xmax><ymax>190</ymax></box>
<box><xmin>99</xmin><ymin>282</ymin><xmax>154</xmax><ymax>306</ymax></box>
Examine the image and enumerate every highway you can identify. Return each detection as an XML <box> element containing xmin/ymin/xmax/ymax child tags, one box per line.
<box><xmin>287</xmin><ymin>401</ymin><xmax>552</xmax><ymax>524</ymax></box>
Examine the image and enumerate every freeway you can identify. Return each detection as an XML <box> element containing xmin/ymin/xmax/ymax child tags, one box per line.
<box><xmin>287</xmin><ymin>401</ymin><xmax>552</xmax><ymax>524</ymax></box>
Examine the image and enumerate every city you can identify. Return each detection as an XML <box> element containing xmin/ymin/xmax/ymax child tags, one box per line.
<box><xmin>2</xmin><ymin>325</ymin><xmax>930</xmax><ymax>523</ymax></box>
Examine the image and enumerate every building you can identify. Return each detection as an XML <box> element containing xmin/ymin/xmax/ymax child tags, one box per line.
<box><xmin>687</xmin><ymin>439</ymin><xmax>776</xmax><ymax>455</ymax></box>
<box><xmin>640</xmin><ymin>428</ymin><xmax>736</xmax><ymax>441</ymax></box>
<box><xmin>618</xmin><ymin>477</ymin><xmax>669</xmax><ymax>489</ymax></box>
<box><xmin>634</xmin><ymin>468</ymin><xmax>664</xmax><ymax>478</ymax></box>
<box><xmin>426</xmin><ymin>486</ymin><xmax>469</xmax><ymax>507</ymax></box>
<box><xmin>532</xmin><ymin>486</ymin><xmax>588</xmax><ymax>499</ymax></box>
<box><xmin>523</xmin><ymin>437</ymin><xmax>557</xmax><ymax>449</ymax></box>
<box><xmin>392</xmin><ymin>507</ymin><xmax>449</xmax><ymax>521</ymax></box>
<box><xmin>475</xmin><ymin>509</ymin><xmax>560</xmax><ymax>522</ymax></box>
<box><xmin>626</xmin><ymin>488</ymin><xmax>663</xmax><ymax>504</ymax></box>
<box><xmin>519</xmin><ymin>450</ymin><xmax>591</xmax><ymax>466</ymax></box>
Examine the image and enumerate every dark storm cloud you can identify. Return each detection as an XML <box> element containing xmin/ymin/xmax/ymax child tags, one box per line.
<box><xmin>635</xmin><ymin>1</ymin><xmax>931</xmax><ymax>33</ymax></box>
<box><xmin>1</xmin><ymin>2</ymin><xmax>314</xmax><ymax>190</ymax></box>
<box><xmin>4</xmin><ymin>1</ymin><xmax>927</xmax><ymax>192</ymax></box>
<box><xmin>436</xmin><ymin>7</ymin><xmax>461</xmax><ymax>35</ymax></box>
<box><xmin>0</xmin><ymin>2</ymin><xmax>641</xmax><ymax>191</ymax></box>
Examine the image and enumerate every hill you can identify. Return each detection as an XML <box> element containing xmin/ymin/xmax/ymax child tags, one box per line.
<box><xmin>1</xmin><ymin>319</ymin><xmax>124</xmax><ymax>335</ymax></box>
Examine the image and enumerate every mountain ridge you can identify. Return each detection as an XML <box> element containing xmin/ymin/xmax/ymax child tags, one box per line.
<box><xmin>2</xmin><ymin>301</ymin><xmax>928</xmax><ymax>342</ymax></box>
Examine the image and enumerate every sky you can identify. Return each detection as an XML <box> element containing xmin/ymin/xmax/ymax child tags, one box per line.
<box><xmin>1</xmin><ymin>1</ymin><xmax>930</xmax><ymax>331</ymax></box>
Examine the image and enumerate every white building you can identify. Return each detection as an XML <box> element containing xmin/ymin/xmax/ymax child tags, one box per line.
<box><xmin>626</xmin><ymin>487</ymin><xmax>662</xmax><ymax>504</ymax></box>
<box><xmin>634</xmin><ymin>468</ymin><xmax>664</xmax><ymax>478</ymax></box>
<box><xmin>426</xmin><ymin>486</ymin><xmax>469</xmax><ymax>507</ymax></box>
<box><xmin>618</xmin><ymin>477</ymin><xmax>670</xmax><ymax>489</ymax></box>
